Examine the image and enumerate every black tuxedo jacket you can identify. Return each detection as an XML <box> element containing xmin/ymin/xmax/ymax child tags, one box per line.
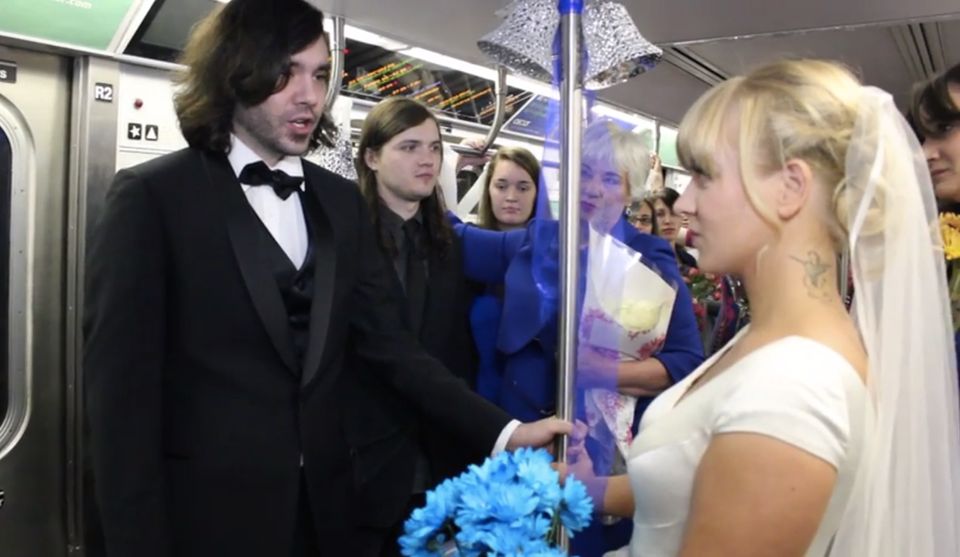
<box><xmin>83</xmin><ymin>148</ymin><xmax>512</xmax><ymax>557</ymax></box>
<box><xmin>340</xmin><ymin>222</ymin><xmax>485</xmax><ymax>528</ymax></box>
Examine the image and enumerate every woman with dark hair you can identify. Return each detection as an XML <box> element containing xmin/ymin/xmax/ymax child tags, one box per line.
<box><xmin>650</xmin><ymin>187</ymin><xmax>698</xmax><ymax>270</ymax></box>
<box><xmin>907</xmin><ymin>62</ymin><xmax>960</xmax><ymax>388</ymax></box>
<box><xmin>626</xmin><ymin>196</ymin><xmax>658</xmax><ymax>235</ymax></box>
<box><xmin>468</xmin><ymin>147</ymin><xmax>543</xmax><ymax>404</ymax></box>
<box><xmin>477</xmin><ymin>147</ymin><xmax>542</xmax><ymax>230</ymax></box>
<box><xmin>908</xmin><ymin>62</ymin><xmax>960</xmax><ymax>212</ymax></box>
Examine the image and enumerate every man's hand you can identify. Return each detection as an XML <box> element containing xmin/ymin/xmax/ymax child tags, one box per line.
<box><xmin>552</xmin><ymin>420</ymin><xmax>593</xmax><ymax>485</ymax></box>
<box><xmin>506</xmin><ymin>417</ymin><xmax>573</xmax><ymax>451</ymax></box>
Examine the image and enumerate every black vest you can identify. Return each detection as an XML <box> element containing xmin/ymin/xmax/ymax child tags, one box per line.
<box><xmin>250</xmin><ymin>192</ymin><xmax>318</xmax><ymax>374</ymax></box>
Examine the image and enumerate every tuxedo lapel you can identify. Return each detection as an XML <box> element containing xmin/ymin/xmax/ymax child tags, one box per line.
<box><xmin>200</xmin><ymin>153</ymin><xmax>299</xmax><ymax>375</ymax></box>
<box><xmin>299</xmin><ymin>167</ymin><xmax>337</xmax><ymax>388</ymax></box>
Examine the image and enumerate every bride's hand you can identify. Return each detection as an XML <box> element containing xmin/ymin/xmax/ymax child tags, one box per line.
<box><xmin>553</xmin><ymin>421</ymin><xmax>595</xmax><ymax>484</ymax></box>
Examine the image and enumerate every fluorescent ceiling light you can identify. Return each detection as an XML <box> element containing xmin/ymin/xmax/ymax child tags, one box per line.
<box><xmin>370</xmin><ymin>32</ymin><xmax>667</xmax><ymax>129</ymax></box>
<box><xmin>220</xmin><ymin>15</ymin><xmax>673</xmax><ymax>133</ymax></box>
<box><xmin>592</xmin><ymin>103</ymin><xmax>655</xmax><ymax>129</ymax></box>
<box><xmin>402</xmin><ymin>47</ymin><xmax>559</xmax><ymax>100</ymax></box>
<box><xmin>342</xmin><ymin>23</ymin><xmax>409</xmax><ymax>51</ymax></box>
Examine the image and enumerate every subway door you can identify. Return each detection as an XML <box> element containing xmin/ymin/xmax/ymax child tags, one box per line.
<box><xmin>0</xmin><ymin>46</ymin><xmax>72</xmax><ymax>556</ymax></box>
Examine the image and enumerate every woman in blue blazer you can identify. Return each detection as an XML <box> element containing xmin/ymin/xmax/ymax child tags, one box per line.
<box><xmin>452</xmin><ymin>120</ymin><xmax>704</xmax><ymax>556</ymax></box>
<box><xmin>457</xmin><ymin>147</ymin><xmax>544</xmax><ymax>404</ymax></box>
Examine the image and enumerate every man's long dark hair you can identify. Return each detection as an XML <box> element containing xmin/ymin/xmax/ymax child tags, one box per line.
<box><xmin>356</xmin><ymin>98</ymin><xmax>454</xmax><ymax>262</ymax></box>
<box><xmin>172</xmin><ymin>0</ymin><xmax>337</xmax><ymax>154</ymax></box>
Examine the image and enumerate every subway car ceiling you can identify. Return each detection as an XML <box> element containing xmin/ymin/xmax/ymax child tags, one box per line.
<box><xmin>118</xmin><ymin>0</ymin><xmax>671</xmax><ymax>162</ymax></box>
<box><xmin>1</xmin><ymin>0</ymin><xmax>958</xmax><ymax>131</ymax></box>
<box><xmin>306</xmin><ymin>0</ymin><xmax>960</xmax><ymax>120</ymax></box>
<box><xmin>107</xmin><ymin>0</ymin><xmax>960</xmax><ymax>127</ymax></box>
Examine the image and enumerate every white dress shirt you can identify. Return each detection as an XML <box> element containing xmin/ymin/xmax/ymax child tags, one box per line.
<box><xmin>226</xmin><ymin>135</ymin><xmax>519</xmax><ymax>458</ymax></box>
<box><xmin>227</xmin><ymin>136</ymin><xmax>309</xmax><ymax>269</ymax></box>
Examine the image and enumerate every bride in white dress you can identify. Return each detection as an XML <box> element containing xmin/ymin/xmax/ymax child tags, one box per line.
<box><xmin>561</xmin><ymin>59</ymin><xmax>960</xmax><ymax>556</ymax></box>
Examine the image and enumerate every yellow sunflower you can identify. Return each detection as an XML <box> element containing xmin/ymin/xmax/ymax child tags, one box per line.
<box><xmin>940</xmin><ymin>213</ymin><xmax>960</xmax><ymax>332</ymax></box>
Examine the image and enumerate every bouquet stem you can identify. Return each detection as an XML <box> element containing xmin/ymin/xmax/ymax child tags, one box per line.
<box><xmin>547</xmin><ymin>513</ymin><xmax>561</xmax><ymax>545</ymax></box>
<box><xmin>951</xmin><ymin>261</ymin><xmax>960</xmax><ymax>334</ymax></box>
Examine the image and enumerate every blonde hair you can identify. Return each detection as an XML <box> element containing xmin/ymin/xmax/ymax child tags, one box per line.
<box><xmin>582</xmin><ymin>119</ymin><xmax>653</xmax><ymax>199</ymax></box>
<box><xmin>677</xmin><ymin>59</ymin><xmax>880</xmax><ymax>250</ymax></box>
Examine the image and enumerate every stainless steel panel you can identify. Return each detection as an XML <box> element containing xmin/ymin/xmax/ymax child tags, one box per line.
<box><xmin>0</xmin><ymin>44</ymin><xmax>72</xmax><ymax>557</ymax></box>
<box><xmin>65</xmin><ymin>57</ymin><xmax>121</xmax><ymax>557</ymax></box>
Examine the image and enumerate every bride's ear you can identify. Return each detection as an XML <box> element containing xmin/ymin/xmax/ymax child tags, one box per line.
<box><xmin>775</xmin><ymin>158</ymin><xmax>815</xmax><ymax>221</ymax></box>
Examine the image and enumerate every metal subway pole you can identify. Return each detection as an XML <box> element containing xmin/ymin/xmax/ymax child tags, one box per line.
<box><xmin>554</xmin><ymin>0</ymin><xmax>584</xmax><ymax>550</ymax></box>
<box><xmin>584</xmin><ymin>89</ymin><xmax>596</xmax><ymax>121</ymax></box>
<box><xmin>323</xmin><ymin>16</ymin><xmax>345</xmax><ymax>111</ymax></box>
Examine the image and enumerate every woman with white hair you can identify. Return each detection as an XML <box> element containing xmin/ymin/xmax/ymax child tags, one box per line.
<box><xmin>452</xmin><ymin>119</ymin><xmax>703</xmax><ymax>556</ymax></box>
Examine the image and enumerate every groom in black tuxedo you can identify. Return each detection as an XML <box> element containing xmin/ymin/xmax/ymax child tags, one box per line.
<box><xmin>82</xmin><ymin>1</ymin><xmax>570</xmax><ymax>556</ymax></box>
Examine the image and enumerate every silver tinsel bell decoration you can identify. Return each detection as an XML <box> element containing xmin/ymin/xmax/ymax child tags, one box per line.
<box><xmin>477</xmin><ymin>0</ymin><xmax>559</xmax><ymax>83</ymax></box>
<box><xmin>582</xmin><ymin>0</ymin><xmax>662</xmax><ymax>90</ymax></box>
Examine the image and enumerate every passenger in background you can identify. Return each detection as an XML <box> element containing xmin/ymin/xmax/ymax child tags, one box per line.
<box><xmin>650</xmin><ymin>187</ymin><xmax>699</xmax><ymax>270</ymax></box>
<box><xmin>453</xmin><ymin>120</ymin><xmax>704</xmax><ymax>557</ymax></box>
<box><xmin>454</xmin><ymin>137</ymin><xmax>490</xmax><ymax>200</ymax></box>
<box><xmin>476</xmin><ymin>147</ymin><xmax>541</xmax><ymax>230</ymax></box>
<box><xmin>81</xmin><ymin>1</ymin><xmax>567</xmax><ymax>556</ymax></box>
<box><xmin>459</xmin><ymin>146</ymin><xmax>543</xmax><ymax>404</ymax></box>
<box><xmin>644</xmin><ymin>151</ymin><xmax>665</xmax><ymax>193</ymax></box>
<box><xmin>352</xmin><ymin>96</ymin><xmax>483</xmax><ymax>557</ymax></box>
<box><xmin>908</xmin><ymin>62</ymin><xmax>960</xmax><ymax>215</ymax></box>
<box><xmin>311</xmin><ymin>126</ymin><xmax>357</xmax><ymax>180</ymax></box>
<box><xmin>906</xmin><ymin>61</ymin><xmax>960</xmax><ymax>378</ymax></box>
<box><xmin>626</xmin><ymin>196</ymin><xmax>657</xmax><ymax>235</ymax></box>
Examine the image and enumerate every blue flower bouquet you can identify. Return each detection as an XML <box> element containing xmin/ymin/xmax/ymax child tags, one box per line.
<box><xmin>399</xmin><ymin>448</ymin><xmax>593</xmax><ymax>557</ymax></box>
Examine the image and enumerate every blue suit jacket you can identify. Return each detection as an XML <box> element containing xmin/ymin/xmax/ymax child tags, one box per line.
<box><xmin>453</xmin><ymin>213</ymin><xmax>705</xmax><ymax>555</ymax></box>
<box><xmin>452</xmin><ymin>213</ymin><xmax>703</xmax><ymax>418</ymax></box>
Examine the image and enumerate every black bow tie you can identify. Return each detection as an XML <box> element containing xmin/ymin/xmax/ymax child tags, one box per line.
<box><xmin>238</xmin><ymin>161</ymin><xmax>304</xmax><ymax>200</ymax></box>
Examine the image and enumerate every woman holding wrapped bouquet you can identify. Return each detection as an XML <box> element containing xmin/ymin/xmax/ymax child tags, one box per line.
<box><xmin>560</xmin><ymin>59</ymin><xmax>960</xmax><ymax>557</ymax></box>
<box><xmin>451</xmin><ymin>120</ymin><xmax>703</xmax><ymax>556</ymax></box>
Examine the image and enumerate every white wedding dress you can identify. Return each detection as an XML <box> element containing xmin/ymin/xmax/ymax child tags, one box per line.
<box><xmin>616</xmin><ymin>329</ymin><xmax>871</xmax><ymax>557</ymax></box>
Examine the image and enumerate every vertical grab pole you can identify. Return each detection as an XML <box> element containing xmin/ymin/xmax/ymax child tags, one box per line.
<box><xmin>555</xmin><ymin>0</ymin><xmax>584</xmax><ymax>550</ymax></box>
<box><xmin>323</xmin><ymin>16</ymin><xmax>346</xmax><ymax>111</ymax></box>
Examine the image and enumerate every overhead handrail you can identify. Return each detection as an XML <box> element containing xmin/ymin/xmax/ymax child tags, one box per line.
<box><xmin>450</xmin><ymin>65</ymin><xmax>509</xmax><ymax>156</ymax></box>
<box><xmin>323</xmin><ymin>16</ymin><xmax>346</xmax><ymax>111</ymax></box>
<box><xmin>454</xmin><ymin>66</ymin><xmax>508</xmax><ymax>216</ymax></box>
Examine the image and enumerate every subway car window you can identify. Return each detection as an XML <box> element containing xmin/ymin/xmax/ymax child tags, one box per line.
<box><xmin>0</xmin><ymin>127</ymin><xmax>9</xmax><ymax>423</ymax></box>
